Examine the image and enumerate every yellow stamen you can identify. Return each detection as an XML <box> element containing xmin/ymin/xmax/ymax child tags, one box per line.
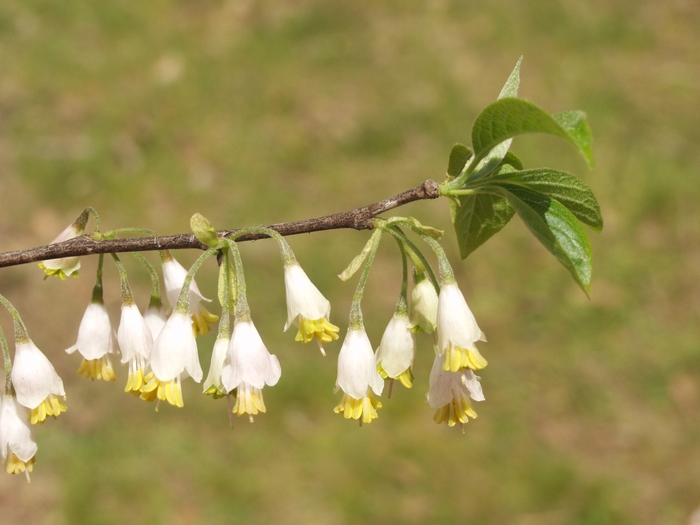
<box><xmin>333</xmin><ymin>391</ymin><xmax>382</xmax><ymax>424</ymax></box>
<box><xmin>295</xmin><ymin>317</ymin><xmax>340</xmax><ymax>346</ymax></box>
<box><xmin>38</xmin><ymin>263</ymin><xmax>78</xmax><ymax>280</ymax></box>
<box><xmin>76</xmin><ymin>356</ymin><xmax>116</xmax><ymax>381</ymax></box>
<box><xmin>30</xmin><ymin>394</ymin><xmax>67</xmax><ymax>425</ymax></box>
<box><xmin>140</xmin><ymin>376</ymin><xmax>184</xmax><ymax>407</ymax></box>
<box><xmin>232</xmin><ymin>386</ymin><xmax>266</xmax><ymax>418</ymax></box>
<box><xmin>4</xmin><ymin>452</ymin><xmax>36</xmax><ymax>482</ymax></box>
<box><xmin>191</xmin><ymin>308</ymin><xmax>219</xmax><ymax>337</ymax></box>
<box><xmin>377</xmin><ymin>364</ymin><xmax>414</xmax><ymax>389</ymax></box>
<box><xmin>442</xmin><ymin>345</ymin><xmax>487</xmax><ymax>372</ymax></box>
<box><xmin>203</xmin><ymin>385</ymin><xmax>227</xmax><ymax>399</ymax></box>
<box><xmin>124</xmin><ymin>366</ymin><xmax>146</xmax><ymax>396</ymax></box>
<box><xmin>433</xmin><ymin>396</ymin><xmax>478</xmax><ymax>427</ymax></box>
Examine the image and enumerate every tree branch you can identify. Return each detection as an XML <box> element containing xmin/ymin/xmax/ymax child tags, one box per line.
<box><xmin>0</xmin><ymin>179</ymin><xmax>440</xmax><ymax>269</ymax></box>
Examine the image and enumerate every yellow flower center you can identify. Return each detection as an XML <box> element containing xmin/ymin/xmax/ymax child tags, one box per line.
<box><xmin>38</xmin><ymin>262</ymin><xmax>78</xmax><ymax>280</ymax></box>
<box><xmin>77</xmin><ymin>356</ymin><xmax>116</xmax><ymax>381</ymax></box>
<box><xmin>203</xmin><ymin>385</ymin><xmax>227</xmax><ymax>399</ymax></box>
<box><xmin>442</xmin><ymin>345</ymin><xmax>487</xmax><ymax>372</ymax></box>
<box><xmin>30</xmin><ymin>394</ymin><xmax>67</xmax><ymax>425</ymax></box>
<box><xmin>433</xmin><ymin>395</ymin><xmax>478</xmax><ymax>427</ymax></box>
<box><xmin>140</xmin><ymin>376</ymin><xmax>184</xmax><ymax>408</ymax></box>
<box><xmin>377</xmin><ymin>363</ymin><xmax>414</xmax><ymax>388</ymax></box>
<box><xmin>232</xmin><ymin>385</ymin><xmax>266</xmax><ymax>421</ymax></box>
<box><xmin>4</xmin><ymin>452</ymin><xmax>36</xmax><ymax>482</ymax></box>
<box><xmin>191</xmin><ymin>308</ymin><xmax>219</xmax><ymax>337</ymax></box>
<box><xmin>124</xmin><ymin>366</ymin><xmax>147</xmax><ymax>396</ymax></box>
<box><xmin>333</xmin><ymin>391</ymin><xmax>382</xmax><ymax>424</ymax></box>
<box><xmin>295</xmin><ymin>318</ymin><xmax>340</xmax><ymax>353</ymax></box>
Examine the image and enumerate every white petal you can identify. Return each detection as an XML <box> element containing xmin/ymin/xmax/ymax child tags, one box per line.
<box><xmin>11</xmin><ymin>341</ymin><xmax>65</xmax><ymax>409</ymax></box>
<box><xmin>162</xmin><ymin>258</ymin><xmax>211</xmax><ymax>316</ymax></box>
<box><xmin>40</xmin><ymin>224</ymin><xmax>82</xmax><ymax>275</ymax></box>
<box><xmin>283</xmin><ymin>264</ymin><xmax>331</xmax><ymax>330</ymax></box>
<box><xmin>203</xmin><ymin>336</ymin><xmax>230</xmax><ymax>392</ymax></box>
<box><xmin>66</xmin><ymin>302</ymin><xmax>114</xmax><ymax>360</ymax></box>
<box><xmin>336</xmin><ymin>328</ymin><xmax>383</xmax><ymax>399</ymax></box>
<box><xmin>144</xmin><ymin>305</ymin><xmax>167</xmax><ymax>340</ymax></box>
<box><xmin>223</xmin><ymin>320</ymin><xmax>280</xmax><ymax>391</ymax></box>
<box><xmin>0</xmin><ymin>396</ymin><xmax>37</xmax><ymax>462</ymax></box>
<box><xmin>410</xmin><ymin>278</ymin><xmax>439</xmax><ymax>333</ymax></box>
<box><xmin>436</xmin><ymin>283</ymin><xmax>484</xmax><ymax>355</ymax></box>
<box><xmin>150</xmin><ymin>311</ymin><xmax>201</xmax><ymax>382</ymax></box>
<box><xmin>375</xmin><ymin>314</ymin><xmax>415</xmax><ymax>378</ymax></box>
<box><xmin>462</xmin><ymin>370</ymin><xmax>485</xmax><ymax>402</ymax></box>
<box><xmin>117</xmin><ymin>304</ymin><xmax>153</xmax><ymax>364</ymax></box>
<box><xmin>427</xmin><ymin>353</ymin><xmax>454</xmax><ymax>408</ymax></box>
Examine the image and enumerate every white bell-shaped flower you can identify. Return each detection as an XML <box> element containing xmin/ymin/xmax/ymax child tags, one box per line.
<box><xmin>11</xmin><ymin>340</ymin><xmax>67</xmax><ymax>425</ymax></box>
<box><xmin>203</xmin><ymin>335</ymin><xmax>230</xmax><ymax>398</ymax></box>
<box><xmin>38</xmin><ymin>222</ymin><xmax>83</xmax><ymax>280</ymax></box>
<box><xmin>283</xmin><ymin>263</ymin><xmax>339</xmax><ymax>355</ymax></box>
<box><xmin>436</xmin><ymin>282</ymin><xmax>487</xmax><ymax>372</ymax></box>
<box><xmin>141</xmin><ymin>311</ymin><xmax>203</xmax><ymax>408</ymax></box>
<box><xmin>0</xmin><ymin>396</ymin><xmax>37</xmax><ymax>481</ymax></box>
<box><xmin>162</xmin><ymin>256</ymin><xmax>218</xmax><ymax>337</ymax></box>
<box><xmin>334</xmin><ymin>327</ymin><xmax>384</xmax><ymax>424</ymax></box>
<box><xmin>222</xmin><ymin>320</ymin><xmax>281</xmax><ymax>420</ymax></box>
<box><xmin>66</xmin><ymin>302</ymin><xmax>117</xmax><ymax>381</ymax></box>
<box><xmin>427</xmin><ymin>353</ymin><xmax>484</xmax><ymax>427</ymax></box>
<box><xmin>144</xmin><ymin>303</ymin><xmax>167</xmax><ymax>340</ymax></box>
<box><xmin>410</xmin><ymin>277</ymin><xmax>439</xmax><ymax>333</ymax></box>
<box><xmin>375</xmin><ymin>313</ymin><xmax>416</xmax><ymax>388</ymax></box>
<box><xmin>117</xmin><ymin>303</ymin><xmax>153</xmax><ymax>395</ymax></box>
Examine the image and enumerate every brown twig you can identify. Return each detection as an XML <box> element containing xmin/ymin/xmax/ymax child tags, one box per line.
<box><xmin>0</xmin><ymin>180</ymin><xmax>440</xmax><ymax>269</ymax></box>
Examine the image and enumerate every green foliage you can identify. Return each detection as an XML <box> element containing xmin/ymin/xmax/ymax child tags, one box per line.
<box><xmin>486</xmin><ymin>168</ymin><xmax>603</xmax><ymax>231</ymax></box>
<box><xmin>453</xmin><ymin>193</ymin><xmax>515</xmax><ymax>259</ymax></box>
<box><xmin>469</xmin><ymin>98</ymin><xmax>594</xmax><ymax>171</ymax></box>
<box><xmin>487</xmin><ymin>184</ymin><xmax>593</xmax><ymax>294</ymax></box>
<box><xmin>445</xmin><ymin>60</ymin><xmax>600</xmax><ymax>294</ymax></box>
<box><xmin>446</xmin><ymin>143</ymin><xmax>473</xmax><ymax>178</ymax></box>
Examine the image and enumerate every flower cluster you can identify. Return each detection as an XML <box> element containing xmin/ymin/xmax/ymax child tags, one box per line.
<box><xmin>425</xmin><ymin>279</ymin><xmax>488</xmax><ymax>427</ymax></box>
<box><xmin>0</xmin><ymin>213</ymin><xmax>494</xmax><ymax>480</ymax></box>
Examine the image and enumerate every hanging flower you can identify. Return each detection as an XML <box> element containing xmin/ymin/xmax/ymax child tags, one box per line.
<box><xmin>202</xmin><ymin>335</ymin><xmax>230</xmax><ymax>399</ymax></box>
<box><xmin>283</xmin><ymin>263</ymin><xmax>339</xmax><ymax>355</ymax></box>
<box><xmin>436</xmin><ymin>282</ymin><xmax>487</xmax><ymax>372</ymax></box>
<box><xmin>0</xmin><ymin>396</ymin><xmax>37</xmax><ymax>481</ymax></box>
<box><xmin>38</xmin><ymin>220</ymin><xmax>85</xmax><ymax>280</ymax></box>
<box><xmin>117</xmin><ymin>303</ymin><xmax>153</xmax><ymax>395</ymax></box>
<box><xmin>427</xmin><ymin>353</ymin><xmax>484</xmax><ymax>427</ymax></box>
<box><xmin>334</xmin><ymin>327</ymin><xmax>384</xmax><ymax>424</ymax></box>
<box><xmin>162</xmin><ymin>255</ymin><xmax>219</xmax><ymax>337</ymax></box>
<box><xmin>409</xmin><ymin>276</ymin><xmax>439</xmax><ymax>334</ymax></box>
<box><xmin>144</xmin><ymin>303</ymin><xmax>167</xmax><ymax>340</ymax></box>
<box><xmin>141</xmin><ymin>311</ymin><xmax>202</xmax><ymax>407</ymax></box>
<box><xmin>11</xmin><ymin>340</ymin><xmax>67</xmax><ymax>425</ymax></box>
<box><xmin>221</xmin><ymin>320</ymin><xmax>281</xmax><ymax>420</ymax></box>
<box><xmin>375</xmin><ymin>313</ymin><xmax>415</xmax><ymax>388</ymax></box>
<box><xmin>66</xmin><ymin>302</ymin><xmax>117</xmax><ymax>381</ymax></box>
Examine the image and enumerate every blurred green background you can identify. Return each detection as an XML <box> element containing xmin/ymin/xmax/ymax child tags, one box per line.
<box><xmin>0</xmin><ymin>0</ymin><xmax>698</xmax><ymax>524</ymax></box>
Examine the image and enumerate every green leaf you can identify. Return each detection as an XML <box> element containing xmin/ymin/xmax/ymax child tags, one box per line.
<box><xmin>447</xmin><ymin>143</ymin><xmax>473</xmax><ymax>178</ymax></box>
<box><xmin>553</xmin><ymin>111</ymin><xmax>594</xmax><ymax>168</ymax></box>
<box><xmin>469</xmin><ymin>57</ymin><xmax>523</xmax><ymax>181</ymax></box>
<box><xmin>500</xmin><ymin>151</ymin><xmax>524</xmax><ymax>171</ymax></box>
<box><xmin>453</xmin><ymin>193</ymin><xmax>515</xmax><ymax>259</ymax></box>
<box><xmin>486</xmin><ymin>183</ymin><xmax>592</xmax><ymax>294</ymax></box>
<box><xmin>470</xmin><ymin>98</ymin><xmax>594</xmax><ymax>171</ymax></box>
<box><xmin>498</xmin><ymin>56</ymin><xmax>523</xmax><ymax>99</ymax></box>
<box><xmin>486</xmin><ymin>168</ymin><xmax>603</xmax><ymax>231</ymax></box>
